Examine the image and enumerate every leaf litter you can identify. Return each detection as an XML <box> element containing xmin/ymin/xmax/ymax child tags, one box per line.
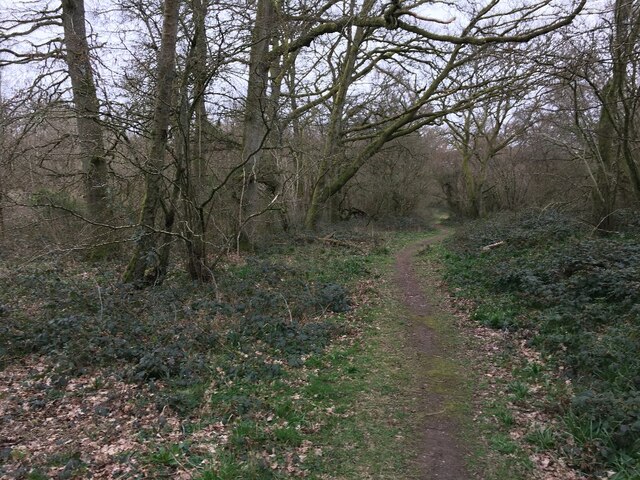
<box><xmin>426</xmin><ymin>258</ymin><xmax>589</xmax><ymax>480</ymax></box>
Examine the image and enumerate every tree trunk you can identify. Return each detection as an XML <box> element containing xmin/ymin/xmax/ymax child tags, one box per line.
<box><xmin>590</xmin><ymin>0</ymin><xmax>640</xmax><ymax>226</ymax></box>
<box><xmin>184</xmin><ymin>211</ymin><xmax>211</xmax><ymax>282</ymax></box>
<box><xmin>61</xmin><ymin>0</ymin><xmax>110</xmax><ymax>223</ymax></box>
<box><xmin>123</xmin><ymin>0</ymin><xmax>180</xmax><ymax>285</ymax></box>
<box><xmin>614</xmin><ymin>0</ymin><xmax>640</xmax><ymax>203</ymax></box>
<box><xmin>460</xmin><ymin>146</ymin><xmax>479</xmax><ymax>217</ymax></box>
<box><xmin>304</xmin><ymin>117</ymin><xmax>410</xmax><ymax>230</ymax></box>
<box><xmin>238</xmin><ymin>0</ymin><xmax>275</xmax><ymax>249</ymax></box>
<box><xmin>173</xmin><ymin>70</ymin><xmax>212</xmax><ymax>283</ymax></box>
<box><xmin>0</xmin><ymin>73</ymin><xmax>4</xmax><ymax>240</ymax></box>
<box><xmin>304</xmin><ymin>0</ymin><xmax>374</xmax><ymax>229</ymax></box>
<box><xmin>592</xmin><ymin>78</ymin><xmax>619</xmax><ymax>228</ymax></box>
<box><xmin>0</xmin><ymin>179</ymin><xmax>4</xmax><ymax>240</ymax></box>
<box><xmin>305</xmin><ymin>42</ymin><xmax>465</xmax><ymax>230</ymax></box>
<box><xmin>185</xmin><ymin>0</ymin><xmax>212</xmax><ymax>281</ymax></box>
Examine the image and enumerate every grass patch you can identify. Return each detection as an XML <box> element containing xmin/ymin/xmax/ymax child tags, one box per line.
<box><xmin>526</xmin><ymin>427</ymin><xmax>556</xmax><ymax>450</ymax></box>
<box><xmin>414</xmin><ymin>242</ymin><xmax>534</xmax><ymax>480</ymax></box>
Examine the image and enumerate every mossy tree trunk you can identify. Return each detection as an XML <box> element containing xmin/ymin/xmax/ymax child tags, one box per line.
<box><xmin>123</xmin><ymin>0</ymin><xmax>180</xmax><ymax>286</ymax></box>
<box><xmin>184</xmin><ymin>0</ymin><xmax>213</xmax><ymax>282</ymax></box>
<box><xmin>589</xmin><ymin>0</ymin><xmax>640</xmax><ymax>227</ymax></box>
<box><xmin>304</xmin><ymin>42</ymin><xmax>466</xmax><ymax>230</ymax></box>
<box><xmin>61</xmin><ymin>0</ymin><xmax>111</xmax><ymax>224</ymax></box>
<box><xmin>612</xmin><ymin>0</ymin><xmax>640</xmax><ymax>204</ymax></box>
<box><xmin>303</xmin><ymin>0</ymin><xmax>375</xmax><ymax>229</ymax></box>
<box><xmin>592</xmin><ymin>78</ymin><xmax>620</xmax><ymax>227</ymax></box>
<box><xmin>238</xmin><ymin>0</ymin><xmax>276</xmax><ymax>250</ymax></box>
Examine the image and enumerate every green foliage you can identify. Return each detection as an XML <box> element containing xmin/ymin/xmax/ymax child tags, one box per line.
<box><xmin>611</xmin><ymin>209</ymin><xmax>640</xmax><ymax>235</ymax></box>
<box><xmin>525</xmin><ymin>427</ymin><xmax>556</xmax><ymax>450</ymax></box>
<box><xmin>450</xmin><ymin>209</ymin><xmax>585</xmax><ymax>253</ymax></box>
<box><xmin>0</xmin><ymin>254</ymin><xmax>350</xmax><ymax>394</ymax></box>
<box><xmin>229</xmin><ymin>420</ymin><xmax>267</xmax><ymax>450</ymax></box>
<box><xmin>26</xmin><ymin>471</ymin><xmax>48</xmax><ymax>480</ymax></box>
<box><xmin>443</xmin><ymin>209</ymin><xmax>640</xmax><ymax>476</ymax></box>
<box><xmin>273</xmin><ymin>426</ymin><xmax>303</xmax><ymax>446</ymax></box>
<box><xmin>488</xmin><ymin>403</ymin><xmax>515</xmax><ymax>427</ymax></box>
<box><xmin>472</xmin><ymin>299</ymin><xmax>519</xmax><ymax>329</ymax></box>
<box><xmin>1</xmin><ymin>272</ymin><xmax>220</xmax><ymax>383</ymax></box>
<box><xmin>221</xmin><ymin>257</ymin><xmax>352</xmax><ymax>315</ymax></box>
<box><xmin>507</xmin><ymin>380</ymin><xmax>530</xmax><ymax>402</ymax></box>
<box><xmin>197</xmin><ymin>452</ymin><xmax>275</xmax><ymax>480</ymax></box>
<box><xmin>490</xmin><ymin>433</ymin><xmax>519</xmax><ymax>454</ymax></box>
<box><xmin>147</xmin><ymin>444</ymin><xmax>184</xmax><ymax>467</ymax></box>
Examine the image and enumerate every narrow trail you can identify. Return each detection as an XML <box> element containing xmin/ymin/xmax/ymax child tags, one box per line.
<box><xmin>394</xmin><ymin>231</ymin><xmax>471</xmax><ymax>480</ymax></box>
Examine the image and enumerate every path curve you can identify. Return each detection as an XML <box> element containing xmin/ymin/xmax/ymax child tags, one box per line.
<box><xmin>394</xmin><ymin>231</ymin><xmax>471</xmax><ymax>480</ymax></box>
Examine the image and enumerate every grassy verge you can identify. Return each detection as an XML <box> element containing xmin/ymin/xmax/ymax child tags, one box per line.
<box><xmin>438</xmin><ymin>210</ymin><xmax>640</xmax><ymax>479</ymax></box>
<box><xmin>412</xmin><ymin>242</ymin><xmax>538</xmax><ymax>480</ymax></box>
<box><xmin>301</xmin><ymin>230</ymin><xmax>435</xmax><ymax>479</ymax></box>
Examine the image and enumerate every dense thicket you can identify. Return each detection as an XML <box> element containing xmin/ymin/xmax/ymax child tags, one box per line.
<box><xmin>0</xmin><ymin>0</ymin><xmax>602</xmax><ymax>281</ymax></box>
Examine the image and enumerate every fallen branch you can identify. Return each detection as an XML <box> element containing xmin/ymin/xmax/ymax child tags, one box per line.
<box><xmin>481</xmin><ymin>240</ymin><xmax>505</xmax><ymax>251</ymax></box>
<box><xmin>295</xmin><ymin>233</ymin><xmax>367</xmax><ymax>252</ymax></box>
<box><xmin>318</xmin><ymin>236</ymin><xmax>366</xmax><ymax>252</ymax></box>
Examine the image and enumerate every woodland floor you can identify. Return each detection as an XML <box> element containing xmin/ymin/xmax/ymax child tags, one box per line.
<box><xmin>390</xmin><ymin>231</ymin><xmax>589</xmax><ymax>480</ymax></box>
<box><xmin>0</xmin><ymin>220</ymin><xmax>615</xmax><ymax>479</ymax></box>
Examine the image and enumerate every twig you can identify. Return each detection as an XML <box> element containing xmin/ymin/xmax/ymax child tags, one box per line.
<box><xmin>96</xmin><ymin>283</ymin><xmax>104</xmax><ymax>322</ymax></box>
<box><xmin>280</xmin><ymin>293</ymin><xmax>293</xmax><ymax>325</ymax></box>
<box><xmin>424</xmin><ymin>408</ymin><xmax>447</xmax><ymax>416</ymax></box>
<box><xmin>481</xmin><ymin>240</ymin><xmax>505</xmax><ymax>251</ymax></box>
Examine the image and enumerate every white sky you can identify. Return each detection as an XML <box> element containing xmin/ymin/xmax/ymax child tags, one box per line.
<box><xmin>0</xmin><ymin>0</ymin><xmax>605</xmax><ymax>115</ymax></box>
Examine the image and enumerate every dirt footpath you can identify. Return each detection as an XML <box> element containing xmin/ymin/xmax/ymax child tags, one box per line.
<box><xmin>394</xmin><ymin>232</ymin><xmax>471</xmax><ymax>480</ymax></box>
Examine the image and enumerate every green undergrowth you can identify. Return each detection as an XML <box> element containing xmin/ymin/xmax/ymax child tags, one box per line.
<box><xmin>0</xmin><ymin>229</ymin><xmax>433</xmax><ymax>479</ymax></box>
<box><xmin>413</xmin><ymin>243</ymin><xmax>535</xmax><ymax>479</ymax></box>
<box><xmin>441</xmin><ymin>209</ymin><xmax>640</xmax><ymax>478</ymax></box>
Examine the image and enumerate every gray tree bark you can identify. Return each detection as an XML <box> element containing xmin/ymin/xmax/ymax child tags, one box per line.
<box><xmin>238</xmin><ymin>0</ymin><xmax>275</xmax><ymax>250</ymax></box>
<box><xmin>612</xmin><ymin>0</ymin><xmax>640</xmax><ymax>202</ymax></box>
<box><xmin>124</xmin><ymin>0</ymin><xmax>180</xmax><ymax>285</ymax></box>
<box><xmin>316</xmin><ymin>0</ymin><xmax>375</xmax><ymax>225</ymax></box>
<box><xmin>183</xmin><ymin>0</ymin><xmax>212</xmax><ymax>281</ymax></box>
<box><xmin>61</xmin><ymin>0</ymin><xmax>110</xmax><ymax>223</ymax></box>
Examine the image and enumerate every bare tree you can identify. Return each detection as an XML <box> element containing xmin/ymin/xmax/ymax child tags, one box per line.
<box><xmin>123</xmin><ymin>0</ymin><xmax>180</xmax><ymax>285</ymax></box>
<box><xmin>547</xmin><ymin>0</ymin><xmax>640</xmax><ymax>226</ymax></box>
<box><xmin>303</xmin><ymin>0</ymin><xmax>377</xmax><ymax>228</ymax></box>
<box><xmin>443</xmin><ymin>51</ymin><xmax>538</xmax><ymax>217</ymax></box>
<box><xmin>0</xmin><ymin>66</ymin><xmax>5</xmax><ymax>239</ymax></box>
<box><xmin>608</xmin><ymin>0</ymin><xmax>640</xmax><ymax>202</ymax></box>
<box><xmin>296</xmin><ymin>0</ymin><xmax>586</xmax><ymax>229</ymax></box>
<box><xmin>0</xmin><ymin>1</ymin><xmax>113</xmax><ymax>224</ymax></box>
<box><xmin>61</xmin><ymin>0</ymin><xmax>111</xmax><ymax>223</ymax></box>
<box><xmin>237</xmin><ymin>0</ymin><xmax>277</xmax><ymax>249</ymax></box>
<box><xmin>0</xmin><ymin>0</ymin><xmax>590</xmax><ymax>279</ymax></box>
<box><xmin>179</xmin><ymin>0</ymin><xmax>213</xmax><ymax>281</ymax></box>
